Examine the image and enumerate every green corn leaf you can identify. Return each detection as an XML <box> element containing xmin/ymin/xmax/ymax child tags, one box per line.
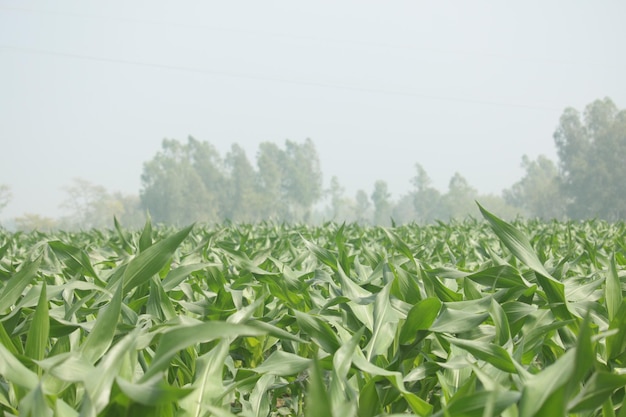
<box><xmin>55</xmin><ymin>399</ymin><xmax>80</xmax><ymax>417</ymax></box>
<box><xmin>434</xmin><ymin>390</ymin><xmax>520</xmax><ymax>417</ymax></box>
<box><xmin>568</xmin><ymin>372</ymin><xmax>626</xmax><ymax>413</ymax></box>
<box><xmin>478</xmin><ymin>203</ymin><xmax>572</xmax><ymax>321</ymax></box>
<box><xmin>569</xmin><ymin>313</ymin><xmax>595</xmax><ymax>396</ymax></box>
<box><xmin>251</xmin><ymin>350</ymin><xmax>311</xmax><ymax>376</ymax></box>
<box><xmin>329</xmin><ymin>327</ymin><xmax>363</xmax><ymax>412</ymax></box>
<box><xmin>178</xmin><ymin>340</ymin><xmax>230</xmax><ymax>416</ymax></box>
<box><xmin>246</xmin><ymin>373</ymin><xmax>275</xmax><ymax>417</ymax></box>
<box><xmin>25</xmin><ymin>282</ymin><xmax>49</xmax><ymax>369</ymax></box>
<box><xmin>489</xmin><ymin>298</ymin><xmax>511</xmax><ymax>346</ymax></box>
<box><xmin>0</xmin><ymin>255</ymin><xmax>42</xmax><ymax>314</ymax></box>
<box><xmin>0</xmin><ymin>342</ymin><xmax>39</xmax><ymax>390</ymax></box>
<box><xmin>161</xmin><ymin>262</ymin><xmax>212</xmax><ymax>291</ymax></box>
<box><xmin>430</xmin><ymin>307</ymin><xmax>489</xmax><ymax>334</ymax></box>
<box><xmin>122</xmin><ymin>224</ymin><xmax>193</xmax><ymax>291</ymax></box>
<box><xmin>606</xmin><ymin>254</ymin><xmax>622</xmax><ymax>322</ymax></box>
<box><xmin>138</xmin><ymin>215</ymin><xmax>153</xmax><ymax>252</ymax></box>
<box><xmin>48</xmin><ymin>240</ymin><xmax>99</xmax><ymax>279</ymax></box>
<box><xmin>518</xmin><ymin>349</ymin><xmax>575</xmax><ymax>417</ymax></box>
<box><xmin>444</xmin><ymin>336</ymin><xmax>517</xmax><ymax>373</ymax></box>
<box><xmin>357</xmin><ymin>378</ymin><xmax>381</xmax><ymax>417</ymax></box>
<box><xmin>466</xmin><ymin>265</ymin><xmax>528</xmax><ymax>289</ymax></box>
<box><xmin>0</xmin><ymin>321</ymin><xmax>18</xmax><ymax>355</ymax></box>
<box><xmin>141</xmin><ymin>321</ymin><xmax>266</xmax><ymax>381</ymax></box>
<box><xmin>115</xmin><ymin>376</ymin><xmax>194</xmax><ymax>406</ymax></box>
<box><xmin>147</xmin><ymin>276</ymin><xmax>177</xmax><ymax>321</ymax></box>
<box><xmin>19</xmin><ymin>383</ymin><xmax>52</xmax><ymax>417</ymax></box>
<box><xmin>365</xmin><ymin>281</ymin><xmax>400</xmax><ymax>360</ymax></box>
<box><xmin>305</xmin><ymin>358</ymin><xmax>332</xmax><ymax>417</ymax></box>
<box><xmin>38</xmin><ymin>353</ymin><xmax>96</xmax><ymax>383</ymax></box>
<box><xmin>336</xmin><ymin>264</ymin><xmax>374</xmax><ymax>331</ymax></box>
<box><xmin>85</xmin><ymin>330</ymin><xmax>138</xmax><ymax>413</ymax></box>
<box><xmin>399</xmin><ymin>297</ymin><xmax>441</xmax><ymax>345</ymax></box>
<box><xmin>381</xmin><ymin>228</ymin><xmax>415</xmax><ymax>262</ymax></box>
<box><xmin>352</xmin><ymin>353</ymin><xmax>432</xmax><ymax>416</ymax></box>
<box><xmin>302</xmin><ymin>238</ymin><xmax>338</xmax><ymax>271</ymax></box>
<box><xmin>80</xmin><ymin>281</ymin><xmax>123</xmax><ymax>364</ymax></box>
<box><xmin>294</xmin><ymin>310</ymin><xmax>341</xmax><ymax>354</ymax></box>
<box><xmin>79</xmin><ymin>391</ymin><xmax>97</xmax><ymax>417</ymax></box>
<box><xmin>607</xmin><ymin>301</ymin><xmax>626</xmax><ymax>363</ymax></box>
<box><xmin>113</xmin><ymin>215</ymin><xmax>133</xmax><ymax>254</ymax></box>
<box><xmin>478</xmin><ymin>204</ymin><xmax>552</xmax><ymax>278</ymax></box>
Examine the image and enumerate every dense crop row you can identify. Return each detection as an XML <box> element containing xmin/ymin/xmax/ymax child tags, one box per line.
<box><xmin>0</xmin><ymin>207</ymin><xmax>625</xmax><ymax>416</ymax></box>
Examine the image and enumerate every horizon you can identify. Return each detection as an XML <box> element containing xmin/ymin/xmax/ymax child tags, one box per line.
<box><xmin>2</xmin><ymin>1</ymin><xmax>625</xmax><ymax>222</ymax></box>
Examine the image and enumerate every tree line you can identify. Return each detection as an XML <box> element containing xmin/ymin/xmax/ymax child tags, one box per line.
<box><xmin>2</xmin><ymin>97</ymin><xmax>625</xmax><ymax>230</ymax></box>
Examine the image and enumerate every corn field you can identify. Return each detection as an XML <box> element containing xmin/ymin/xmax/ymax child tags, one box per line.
<box><xmin>1</xmin><ymin>205</ymin><xmax>625</xmax><ymax>416</ymax></box>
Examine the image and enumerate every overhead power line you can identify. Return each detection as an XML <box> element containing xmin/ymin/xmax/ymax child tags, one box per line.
<box><xmin>0</xmin><ymin>44</ymin><xmax>563</xmax><ymax>111</ymax></box>
<box><xmin>0</xmin><ymin>5</ymin><xmax>607</xmax><ymax>69</ymax></box>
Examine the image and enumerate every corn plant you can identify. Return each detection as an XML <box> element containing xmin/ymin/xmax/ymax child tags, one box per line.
<box><xmin>0</xmin><ymin>206</ymin><xmax>625</xmax><ymax>416</ymax></box>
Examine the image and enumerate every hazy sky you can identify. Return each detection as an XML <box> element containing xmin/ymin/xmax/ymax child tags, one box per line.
<box><xmin>1</xmin><ymin>1</ymin><xmax>625</xmax><ymax>221</ymax></box>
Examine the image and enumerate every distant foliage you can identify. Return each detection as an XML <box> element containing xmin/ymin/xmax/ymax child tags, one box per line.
<box><xmin>554</xmin><ymin>97</ymin><xmax>626</xmax><ymax>220</ymax></box>
<box><xmin>140</xmin><ymin>137</ymin><xmax>323</xmax><ymax>224</ymax></box>
<box><xmin>504</xmin><ymin>155</ymin><xmax>565</xmax><ymax>220</ymax></box>
<box><xmin>0</xmin><ymin>184</ymin><xmax>11</xmax><ymax>215</ymax></box>
<box><xmin>58</xmin><ymin>178</ymin><xmax>145</xmax><ymax>230</ymax></box>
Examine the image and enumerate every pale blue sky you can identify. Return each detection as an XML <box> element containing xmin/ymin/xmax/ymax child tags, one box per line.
<box><xmin>1</xmin><ymin>1</ymin><xmax>625</xmax><ymax>220</ymax></box>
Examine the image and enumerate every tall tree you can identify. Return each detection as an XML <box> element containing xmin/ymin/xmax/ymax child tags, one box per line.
<box><xmin>0</xmin><ymin>184</ymin><xmax>11</xmax><ymax>216</ymax></box>
<box><xmin>554</xmin><ymin>97</ymin><xmax>626</xmax><ymax>220</ymax></box>
<box><xmin>140</xmin><ymin>137</ymin><xmax>223</xmax><ymax>224</ymax></box>
<box><xmin>282</xmin><ymin>138</ymin><xmax>323</xmax><ymax>221</ymax></box>
<box><xmin>224</xmin><ymin>144</ymin><xmax>260</xmax><ymax>222</ymax></box>
<box><xmin>256</xmin><ymin>142</ymin><xmax>286</xmax><ymax>219</ymax></box>
<box><xmin>504</xmin><ymin>155</ymin><xmax>565</xmax><ymax>219</ymax></box>
<box><xmin>441</xmin><ymin>173</ymin><xmax>477</xmax><ymax>220</ymax></box>
<box><xmin>353</xmin><ymin>189</ymin><xmax>371</xmax><ymax>224</ymax></box>
<box><xmin>410</xmin><ymin>164</ymin><xmax>442</xmax><ymax>223</ymax></box>
<box><xmin>60</xmin><ymin>178</ymin><xmax>143</xmax><ymax>229</ymax></box>
<box><xmin>327</xmin><ymin>176</ymin><xmax>352</xmax><ymax>220</ymax></box>
<box><xmin>371</xmin><ymin>180</ymin><xmax>392</xmax><ymax>226</ymax></box>
<box><xmin>14</xmin><ymin>213</ymin><xmax>57</xmax><ymax>232</ymax></box>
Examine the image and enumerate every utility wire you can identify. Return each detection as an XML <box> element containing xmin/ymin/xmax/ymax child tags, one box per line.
<box><xmin>0</xmin><ymin>5</ymin><xmax>608</xmax><ymax>69</ymax></box>
<box><xmin>0</xmin><ymin>44</ymin><xmax>562</xmax><ymax>111</ymax></box>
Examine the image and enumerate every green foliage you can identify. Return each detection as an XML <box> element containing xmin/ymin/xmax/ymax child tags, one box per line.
<box><xmin>0</xmin><ymin>211</ymin><xmax>625</xmax><ymax>415</ymax></box>
<box><xmin>0</xmin><ymin>184</ymin><xmax>11</xmax><ymax>215</ymax></box>
<box><xmin>554</xmin><ymin>97</ymin><xmax>626</xmax><ymax>220</ymax></box>
<box><xmin>140</xmin><ymin>137</ymin><xmax>323</xmax><ymax>224</ymax></box>
<box><xmin>504</xmin><ymin>154</ymin><xmax>565</xmax><ymax>219</ymax></box>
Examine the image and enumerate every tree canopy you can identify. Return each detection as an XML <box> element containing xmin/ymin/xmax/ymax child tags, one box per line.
<box><xmin>554</xmin><ymin>97</ymin><xmax>626</xmax><ymax>220</ymax></box>
<box><xmin>140</xmin><ymin>137</ymin><xmax>323</xmax><ymax>224</ymax></box>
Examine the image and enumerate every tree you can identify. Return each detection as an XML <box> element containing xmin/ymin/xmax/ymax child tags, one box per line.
<box><xmin>60</xmin><ymin>178</ymin><xmax>144</xmax><ymax>229</ymax></box>
<box><xmin>61</xmin><ymin>178</ymin><xmax>110</xmax><ymax>229</ymax></box>
<box><xmin>392</xmin><ymin>194</ymin><xmax>417</xmax><ymax>225</ymax></box>
<box><xmin>410</xmin><ymin>164</ymin><xmax>443</xmax><ymax>223</ymax></box>
<box><xmin>0</xmin><ymin>184</ymin><xmax>12</xmax><ymax>215</ymax></box>
<box><xmin>441</xmin><ymin>173</ymin><xmax>477</xmax><ymax>220</ymax></box>
<box><xmin>353</xmin><ymin>189</ymin><xmax>371</xmax><ymax>224</ymax></box>
<box><xmin>141</xmin><ymin>137</ymin><xmax>323</xmax><ymax>224</ymax></box>
<box><xmin>140</xmin><ymin>137</ymin><xmax>224</xmax><ymax>224</ymax></box>
<box><xmin>256</xmin><ymin>142</ymin><xmax>286</xmax><ymax>219</ymax></box>
<box><xmin>14</xmin><ymin>213</ymin><xmax>57</xmax><ymax>232</ymax></box>
<box><xmin>371</xmin><ymin>180</ymin><xmax>392</xmax><ymax>226</ymax></box>
<box><xmin>326</xmin><ymin>176</ymin><xmax>353</xmax><ymax>221</ymax></box>
<box><xmin>224</xmin><ymin>144</ymin><xmax>261</xmax><ymax>222</ymax></box>
<box><xmin>554</xmin><ymin>97</ymin><xmax>626</xmax><ymax>220</ymax></box>
<box><xmin>282</xmin><ymin>139</ymin><xmax>323</xmax><ymax>221</ymax></box>
<box><xmin>504</xmin><ymin>155</ymin><xmax>565</xmax><ymax>219</ymax></box>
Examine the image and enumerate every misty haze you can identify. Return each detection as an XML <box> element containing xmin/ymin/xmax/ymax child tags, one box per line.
<box><xmin>1</xmin><ymin>3</ymin><xmax>626</xmax><ymax>416</ymax></box>
<box><xmin>1</xmin><ymin>2</ymin><xmax>625</xmax><ymax>229</ymax></box>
